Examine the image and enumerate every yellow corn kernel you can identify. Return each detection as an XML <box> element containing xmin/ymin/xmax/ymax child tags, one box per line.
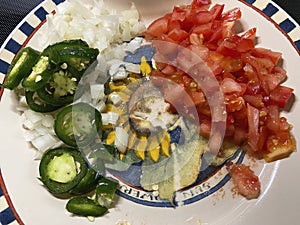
<box><xmin>127</xmin><ymin>132</ymin><xmax>137</xmax><ymax>150</ymax></box>
<box><xmin>148</xmin><ymin>146</ymin><xmax>160</xmax><ymax>162</ymax></box>
<box><xmin>101</xmin><ymin>124</ymin><xmax>114</xmax><ymax>130</ymax></box>
<box><xmin>103</xmin><ymin>104</ymin><xmax>118</xmax><ymax>113</ymax></box>
<box><xmin>119</xmin><ymin>152</ymin><xmax>125</xmax><ymax>160</ymax></box>
<box><xmin>134</xmin><ymin>136</ymin><xmax>147</xmax><ymax>160</ymax></box>
<box><xmin>140</xmin><ymin>56</ymin><xmax>151</xmax><ymax>76</ymax></box>
<box><xmin>160</xmin><ymin>132</ymin><xmax>171</xmax><ymax>157</ymax></box>
<box><xmin>106</xmin><ymin>131</ymin><xmax>116</xmax><ymax>145</ymax></box>
<box><xmin>109</xmin><ymin>83</ymin><xmax>127</xmax><ymax>92</ymax></box>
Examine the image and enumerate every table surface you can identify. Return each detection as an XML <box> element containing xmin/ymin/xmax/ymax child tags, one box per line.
<box><xmin>0</xmin><ymin>0</ymin><xmax>300</xmax><ymax>47</ymax></box>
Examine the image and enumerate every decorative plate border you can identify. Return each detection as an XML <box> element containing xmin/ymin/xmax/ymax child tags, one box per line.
<box><xmin>0</xmin><ymin>0</ymin><xmax>299</xmax><ymax>224</ymax></box>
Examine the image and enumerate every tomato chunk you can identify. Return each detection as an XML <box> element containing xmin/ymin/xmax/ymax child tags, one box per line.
<box><xmin>227</xmin><ymin>163</ymin><xmax>261</xmax><ymax>199</ymax></box>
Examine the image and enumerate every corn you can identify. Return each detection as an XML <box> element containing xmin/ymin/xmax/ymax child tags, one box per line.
<box><xmin>134</xmin><ymin>136</ymin><xmax>147</xmax><ymax>160</ymax></box>
<box><xmin>148</xmin><ymin>146</ymin><xmax>160</xmax><ymax>162</ymax></box>
<box><xmin>140</xmin><ymin>56</ymin><xmax>151</xmax><ymax>76</ymax></box>
<box><xmin>106</xmin><ymin>131</ymin><xmax>116</xmax><ymax>145</ymax></box>
<box><xmin>160</xmin><ymin>132</ymin><xmax>171</xmax><ymax>157</ymax></box>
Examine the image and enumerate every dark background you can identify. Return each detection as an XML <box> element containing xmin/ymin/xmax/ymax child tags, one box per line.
<box><xmin>0</xmin><ymin>0</ymin><xmax>300</xmax><ymax>47</ymax></box>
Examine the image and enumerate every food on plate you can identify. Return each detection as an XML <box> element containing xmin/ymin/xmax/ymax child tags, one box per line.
<box><xmin>227</xmin><ymin>163</ymin><xmax>261</xmax><ymax>199</ymax></box>
<box><xmin>54</xmin><ymin>102</ymin><xmax>102</xmax><ymax>147</ymax></box>
<box><xmin>3</xmin><ymin>47</ymin><xmax>40</xmax><ymax>90</ymax></box>
<box><xmin>39</xmin><ymin>147</ymin><xmax>89</xmax><ymax>194</ymax></box>
<box><xmin>143</xmin><ymin>0</ymin><xmax>296</xmax><ymax>163</ymax></box>
<box><xmin>1</xmin><ymin>0</ymin><xmax>297</xmax><ymax>220</ymax></box>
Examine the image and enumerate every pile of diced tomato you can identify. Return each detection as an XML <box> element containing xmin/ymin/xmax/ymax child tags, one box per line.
<box><xmin>144</xmin><ymin>0</ymin><xmax>296</xmax><ymax>162</ymax></box>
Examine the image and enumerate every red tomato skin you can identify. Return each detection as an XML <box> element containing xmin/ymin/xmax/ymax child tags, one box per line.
<box><xmin>167</xmin><ymin>28</ymin><xmax>189</xmax><ymax>42</ymax></box>
<box><xmin>268</xmin><ymin>86</ymin><xmax>294</xmax><ymax>108</ymax></box>
<box><xmin>221</xmin><ymin>8</ymin><xmax>242</xmax><ymax>22</ymax></box>
<box><xmin>251</xmin><ymin>47</ymin><xmax>282</xmax><ymax>64</ymax></box>
<box><xmin>147</xmin><ymin>17</ymin><xmax>169</xmax><ymax>37</ymax></box>
<box><xmin>210</xmin><ymin>4</ymin><xmax>225</xmax><ymax>20</ymax></box>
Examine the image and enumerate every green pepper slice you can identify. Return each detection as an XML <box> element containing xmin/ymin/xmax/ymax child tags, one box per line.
<box><xmin>37</xmin><ymin>83</ymin><xmax>84</xmax><ymax>107</ymax></box>
<box><xmin>42</xmin><ymin>40</ymin><xmax>98</xmax><ymax>70</ymax></box>
<box><xmin>70</xmin><ymin>168</ymin><xmax>100</xmax><ymax>195</ymax></box>
<box><xmin>3</xmin><ymin>47</ymin><xmax>40</xmax><ymax>90</ymax></box>
<box><xmin>96</xmin><ymin>177</ymin><xmax>119</xmax><ymax>208</ymax></box>
<box><xmin>66</xmin><ymin>196</ymin><xmax>108</xmax><ymax>217</ymax></box>
<box><xmin>25</xmin><ymin>91</ymin><xmax>61</xmax><ymax>113</ymax></box>
<box><xmin>58</xmin><ymin>46</ymin><xmax>99</xmax><ymax>72</ymax></box>
<box><xmin>22</xmin><ymin>55</ymin><xmax>56</xmax><ymax>91</ymax></box>
<box><xmin>39</xmin><ymin>147</ymin><xmax>88</xmax><ymax>194</ymax></box>
<box><xmin>42</xmin><ymin>39</ymin><xmax>90</xmax><ymax>64</ymax></box>
<box><xmin>54</xmin><ymin>103</ymin><xmax>102</xmax><ymax>147</ymax></box>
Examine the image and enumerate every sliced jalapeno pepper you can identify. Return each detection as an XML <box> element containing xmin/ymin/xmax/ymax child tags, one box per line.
<box><xmin>66</xmin><ymin>196</ymin><xmax>108</xmax><ymax>217</ymax></box>
<box><xmin>39</xmin><ymin>147</ymin><xmax>88</xmax><ymax>194</ymax></box>
<box><xmin>70</xmin><ymin>168</ymin><xmax>100</xmax><ymax>195</ymax></box>
<box><xmin>43</xmin><ymin>40</ymin><xmax>98</xmax><ymax>70</ymax></box>
<box><xmin>3</xmin><ymin>47</ymin><xmax>40</xmax><ymax>90</ymax></box>
<box><xmin>42</xmin><ymin>39</ymin><xmax>90</xmax><ymax>65</ymax></box>
<box><xmin>54</xmin><ymin>103</ymin><xmax>102</xmax><ymax>147</ymax></box>
<box><xmin>96</xmin><ymin>177</ymin><xmax>119</xmax><ymax>208</ymax></box>
<box><xmin>36</xmin><ymin>83</ymin><xmax>84</xmax><ymax>107</ymax></box>
<box><xmin>25</xmin><ymin>91</ymin><xmax>61</xmax><ymax>113</ymax></box>
<box><xmin>22</xmin><ymin>55</ymin><xmax>56</xmax><ymax>91</ymax></box>
<box><xmin>58</xmin><ymin>46</ymin><xmax>99</xmax><ymax>72</ymax></box>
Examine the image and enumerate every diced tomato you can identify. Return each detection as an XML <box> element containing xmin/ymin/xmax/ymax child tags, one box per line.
<box><xmin>267</xmin><ymin>66</ymin><xmax>286</xmax><ymax>90</ymax></box>
<box><xmin>247</xmin><ymin>104</ymin><xmax>260</xmax><ymax>151</ymax></box>
<box><xmin>243</xmin><ymin>94</ymin><xmax>264</xmax><ymax>108</ymax></box>
<box><xmin>221</xmin><ymin>57</ymin><xmax>243</xmax><ymax>73</ymax></box>
<box><xmin>194</xmin><ymin>11</ymin><xmax>213</xmax><ymax>25</ymax></box>
<box><xmin>217</xmin><ymin>40</ymin><xmax>240</xmax><ymax>57</ymax></box>
<box><xmin>251</xmin><ymin>47</ymin><xmax>282</xmax><ymax>64</ymax></box>
<box><xmin>242</xmin><ymin>53</ymin><xmax>275</xmax><ymax>76</ymax></box>
<box><xmin>221</xmin><ymin>78</ymin><xmax>242</xmax><ymax>94</ymax></box>
<box><xmin>145</xmin><ymin>0</ymin><xmax>295</xmax><ymax>165</ymax></box>
<box><xmin>236</xmin><ymin>38</ymin><xmax>254</xmax><ymax>52</ymax></box>
<box><xmin>210</xmin><ymin>4</ymin><xmax>225</xmax><ymax>20</ymax></box>
<box><xmin>278</xmin><ymin>117</ymin><xmax>291</xmax><ymax>132</ymax></box>
<box><xmin>167</xmin><ymin>28</ymin><xmax>189</xmax><ymax>42</ymax></box>
<box><xmin>226</xmin><ymin>96</ymin><xmax>245</xmax><ymax>113</ymax></box>
<box><xmin>147</xmin><ymin>17</ymin><xmax>169</xmax><ymax>37</ymax></box>
<box><xmin>265</xmin><ymin>132</ymin><xmax>296</xmax><ymax>162</ymax></box>
<box><xmin>168</xmin><ymin>20</ymin><xmax>182</xmax><ymax>31</ymax></box>
<box><xmin>192</xmin><ymin>23</ymin><xmax>213</xmax><ymax>38</ymax></box>
<box><xmin>227</xmin><ymin>163</ymin><xmax>261</xmax><ymax>199</ymax></box>
<box><xmin>240</xmin><ymin>28</ymin><xmax>257</xmax><ymax>41</ymax></box>
<box><xmin>269</xmin><ymin>85</ymin><xmax>293</xmax><ymax>108</ymax></box>
<box><xmin>161</xmin><ymin>64</ymin><xmax>177</xmax><ymax>75</ymax></box>
<box><xmin>265</xmin><ymin>105</ymin><xmax>280</xmax><ymax>132</ymax></box>
<box><xmin>221</xmin><ymin>8</ymin><xmax>242</xmax><ymax>22</ymax></box>
<box><xmin>188</xmin><ymin>90</ymin><xmax>206</xmax><ymax>106</ymax></box>
<box><xmin>171</xmin><ymin>6</ymin><xmax>188</xmax><ymax>22</ymax></box>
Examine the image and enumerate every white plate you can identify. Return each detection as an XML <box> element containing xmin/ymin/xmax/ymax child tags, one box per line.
<box><xmin>0</xmin><ymin>0</ymin><xmax>299</xmax><ymax>225</ymax></box>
